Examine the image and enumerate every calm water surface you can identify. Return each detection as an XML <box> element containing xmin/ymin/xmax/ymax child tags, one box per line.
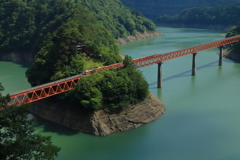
<box><xmin>1</xmin><ymin>27</ymin><xmax>240</xmax><ymax>159</ymax></box>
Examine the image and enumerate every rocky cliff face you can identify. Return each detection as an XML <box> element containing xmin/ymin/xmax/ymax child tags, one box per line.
<box><xmin>117</xmin><ymin>31</ymin><xmax>163</xmax><ymax>45</ymax></box>
<box><xmin>30</xmin><ymin>93</ymin><xmax>165</xmax><ymax>136</ymax></box>
<box><xmin>223</xmin><ymin>46</ymin><xmax>240</xmax><ymax>62</ymax></box>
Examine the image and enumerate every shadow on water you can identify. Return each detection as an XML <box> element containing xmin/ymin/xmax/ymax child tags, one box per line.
<box><xmin>0</xmin><ymin>60</ymin><xmax>33</xmax><ymax>68</ymax></box>
<box><xmin>149</xmin><ymin>60</ymin><xmax>219</xmax><ymax>89</ymax></box>
<box><xmin>19</xmin><ymin>62</ymin><xmax>32</xmax><ymax>68</ymax></box>
<box><xmin>13</xmin><ymin>61</ymin><xmax>32</xmax><ymax>68</ymax></box>
<box><xmin>32</xmin><ymin>114</ymin><xmax>79</xmax><ymax>136</ymax></box>
<box><xmin>224</xmin><ymin>58</ymin><xmax>240</xmax><ymax>64</ymax></box>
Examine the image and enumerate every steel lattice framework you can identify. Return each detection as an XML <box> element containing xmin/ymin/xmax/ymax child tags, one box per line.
<box><xmin>133</xmin><ymin>35</ymin><xmax>240</xmax><ymax>68</ymax></box>
<box><xmin>7</xmin><ymin>35</ymin><xmax>240</xmax><ymax>106</ymax></box>
<box><xmin>8</xmin><ymin>75</ymin><xmax>82</xmax><ymax>106</ymax></box>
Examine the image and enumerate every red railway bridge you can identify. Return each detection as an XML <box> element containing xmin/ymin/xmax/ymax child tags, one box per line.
<box><xmin>7</xmin><ymin>35</ymin><xmax>240</xmax><ymax>106</ymax></box>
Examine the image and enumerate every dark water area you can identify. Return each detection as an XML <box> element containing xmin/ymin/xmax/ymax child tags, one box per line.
<box><xmin>1</xmin><ymin>27</ymin><xmax>240</xmax><ymax>159</ymax></box>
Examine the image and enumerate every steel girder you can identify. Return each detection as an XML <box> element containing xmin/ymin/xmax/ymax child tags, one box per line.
<box><xmin>134</xmin><ymin>35</ymin><xmax>240</xmax><ymax>68</ymax></box>
<box><xmin>7</xmin><ymin>35</ymin><xmax>240</xmax><ymax>106</ymax></box>
<box><xmin>8</xmin><ymin>76</ymin><xmax>81</xmax><ymax>106</ymax></box>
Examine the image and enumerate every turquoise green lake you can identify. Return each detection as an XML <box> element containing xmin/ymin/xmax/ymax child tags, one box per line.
<box><xmin>1</xmin><ymin>27</ymin><xmax>240</xmax><ymax>159</ymax></box>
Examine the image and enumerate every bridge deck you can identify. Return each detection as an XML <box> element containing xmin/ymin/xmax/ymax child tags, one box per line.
<box><xmin>10</xmin><ymin>74</ymin><xmax>82</xmax><ymax>96</ymax></box>
<box><xmin>7</xmin><ymin>35</ymin><xmax>240</xmax><ymax>106</ymax></box>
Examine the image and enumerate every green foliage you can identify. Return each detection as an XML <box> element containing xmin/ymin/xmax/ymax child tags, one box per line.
<box><xmin>69</xmin><ymin>56</ymin><xmax>149</xmax><ymax>112</ymax></box>
<box><xmin>226</xmin><ymin>23</ymin><xmax>240</xmax><ymax>52</ymax></box>
<box><xmin>123</xmin><ymin>55</ymin><xmax>135</xmax><ymax>69</ymax></box>
<box><xmin>76</xmin><ymin>0</ymin><xmax>156</xmax><ymax>38</ymax></box>
<box><xmin>155</xmin><ymin>4</ymin><xmax>240</xmax><ymax>26</ymax></box>
<box><xmin>0</xmin><ymin>0</ymin><xmax>83</xmax><ymax>52</ymax></box>
<box><xmin>0</xmin><ymin>0</ymin><xmax>156</xmax><ymax>53</ymax></box>
<box><xmin>0</xmin><ymin>83</ymin><xmax>61</xmax><ymax>160</ymax></box>
<box><xmin>3</xmin><ymin>1</ymin><xmax>151</xmax><ymax>112</ymax></box>
<box><xmin>120</xmin><ymin>0</ymin><xmax>238</xmax><ymax>19</ymax></box>
<box><xmin>26</xmin><ymin>16</ymin><xmax>121</xmax><ymax>86</ymax></box>
<box><xmin>226</xmin><ymin>24</ymin><xmax>240</xmax><ymax>38</ymax></box>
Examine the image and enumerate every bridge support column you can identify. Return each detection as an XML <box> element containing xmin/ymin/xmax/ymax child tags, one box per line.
<box><xmin>157</xmin><ymin>63</ymin><xmax>162</xmax><ymax>88</ymax></box>
<box><xmin>219</xmin><ymin>46</ymin><xmax>223</xmax><ymax>66</ymax></box>
<box><xmin>192</xmin><ymin>53</ymin><xmax>197</xmax><ymax>76</ymax></box>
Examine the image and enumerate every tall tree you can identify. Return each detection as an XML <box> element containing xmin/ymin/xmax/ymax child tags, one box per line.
<box><xmin>0</xmin><ymin>83</ymin><xmax>61</xmax><ymax>160</ymax></box>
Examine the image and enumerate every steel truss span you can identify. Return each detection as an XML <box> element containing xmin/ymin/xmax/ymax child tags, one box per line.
<box><xmin>133</xmin><ymin>35</ymin><xmax>240</xmax><ymax>68</ymax></box>
<box><xmin>8</xmin><ymin>35</ymin><xmax>240</xmax><ymax>106</ymax></box>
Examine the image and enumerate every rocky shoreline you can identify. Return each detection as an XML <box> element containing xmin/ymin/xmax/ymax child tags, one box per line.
<box><xmin>31</xmin><ymin>93</ymin><xmax>165</xmax><ymax>136</ymax></box>
<box><xmin>156</xmin><ymin>23</ymin><xmax>234</xmax><ymax>31</ymax></box>
<box><xmin>117</xmin><ymin>30</ymin><xmax>163</xmax><ymax>45</ymax></box>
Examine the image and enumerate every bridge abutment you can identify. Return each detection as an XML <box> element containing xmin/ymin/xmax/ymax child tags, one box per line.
<box><xmin>157</xmin><ymin>63</ymin><xmax>162</xmax><ymax>88</ymax></box>
<box><xmin>192</xmin><ymin>53</ymin><xmax>197</xmax><ymax>76</ymax></box>
<box><xmin>219</xmin><ymin>46</ymin><xmax>223</xmax><ymax>66</ymax></box>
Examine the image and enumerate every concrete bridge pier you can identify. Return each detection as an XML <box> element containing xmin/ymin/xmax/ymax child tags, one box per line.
<box><xmin>157</xmin><ymin>63</ymin><xmax>162</xmax><ymax>88</ymax></box>
<box><xmin>219</xmin><ymin>46</ymin><xmax>223</xmax><ymax>66</ymax></box>
<box><xmin>192</xmin><ymin>53</ymin><xmax>197</xmax><ymax>76</ymax></box>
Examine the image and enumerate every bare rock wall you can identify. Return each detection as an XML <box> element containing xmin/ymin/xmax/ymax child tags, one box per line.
<box><xmin>30</xmin><ymin>93</ymin><xmax>165</xmax><ymax>136</ymax></box>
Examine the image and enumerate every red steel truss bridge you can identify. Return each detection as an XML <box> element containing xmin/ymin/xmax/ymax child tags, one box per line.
<box><xmin>7</xmin><ymin>35</ymin><xmax>240</xmax><ymax>106</ymax></box>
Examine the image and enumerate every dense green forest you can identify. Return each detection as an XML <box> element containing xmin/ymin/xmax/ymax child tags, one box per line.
<box><xmin>24</xmin><ymin>0</ymin><xmax>122</xmax><ymax>86</ymax></box>
<box><xmin>155</xmin><ymin>4</ymin><xmax>240</xmax><ymax>26</ymax></box>
<box><xmin>120</xmin><ymin>0</ymin><xmax>238</xmax><ymax>19</ymax></box>
<box><xmin>1</xmin><ymin>1</ymin><xmax>150</xmax><ymax>154</ymax></box>
<box><xmin>0</xmin><ymin>0</ymin><xmax>156</xmax><ymax>53</ymax></box>
<box><xmin>68</xmin><ymin>56</ymin><xmax>149</xmax><ymax>111</ymax></box>
<box><xmin>18</xmin><ymin>0</ymin><xmax>150</xmax><ymax>111</ymax></box>
<box><xmin>26</xmin><ymin>18</ymin><xmax>121</xmax><ymax>86</ymax></box>
<box><xmin>78</xmin><ymin>0</ymin><xmax>156</xmax><ymax>38</ymax></box>
<box><xmin>0</xmin><ymin>83</ymin><xmax>61</xmax><ymax>159</ymax></box>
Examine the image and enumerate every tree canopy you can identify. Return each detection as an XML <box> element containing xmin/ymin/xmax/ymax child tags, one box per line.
<box><xmin>0</xmin><ymin>0</ymin><xmax>156</xmax><ymax>53</ymax></box>
<box><xmin>155</xmin><ymin>4</ymin><xmax>240</xmax><ymax>26</ymax></box>
<box><xmin>69</xmin><ymin>56</ymin><xmax>149</xmax><ymax>112</ymax></box>
<box><xmin>0</xmin><ymin>83</ymin><xmax>61</xmax><ymax>160</ymax></box>
<box><xmin>120</xmin><ymin>0</ymin><xmax>238</xmax><ymax>19</ymax></box>
<box><xmin>226</xmin><ymin>23</ymin><xmax>240</xmax><ymax>52</ymax></box>
<box><xmin>3</xmin><ymin>0</ymin><xmax>151</xmax><ymax>112</ymax></box>
<box><xmin>77</xmin><ymin>0</ymin><xmax>156</xmax><ymax>38</ymax></box>
<box><xmin>26</xmin><ymin>7</ymin><xmax>122</xmax><ymax>86</ymax></box>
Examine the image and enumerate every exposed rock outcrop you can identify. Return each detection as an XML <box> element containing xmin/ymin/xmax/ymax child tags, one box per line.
<box><xmin>117</xmin><ymin>31</ymin><xmax>163</xmax><ymax>45</ymax></box>
<box><xmin>30</xmin><ymin>93</ymin><xmax>165</xmax><ymax>136</ymax></box>
<box><xmin>222</xmin><ymin>46</ymin><xmax>240</xmax><ymax>62</ymax></box>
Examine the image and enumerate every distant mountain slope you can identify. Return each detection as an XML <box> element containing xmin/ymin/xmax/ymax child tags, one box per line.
<box><xmin>120</xmin><ymin>0</ymin><xmax>238</xmax><ymax>19</ymax></box>
<box><xmin>155</xmin><ymin>4</ymin><xmax>240</xmax><ymax>29</ymax></box>
<box><xmin>77</xmin><ymin>0</ymin><xmax>156</xmax><ymax>38</ymax></box>
<box><xmin>0</xmin><ymin>0</ymin><xmax>156</xmax><ymax>53</ymax></box>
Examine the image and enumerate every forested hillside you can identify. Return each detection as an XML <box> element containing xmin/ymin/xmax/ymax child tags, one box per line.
<box><xmin>14</xmin><ymin>0</ymin><xmax>150</xmax><ymax>111</ymax></box>
<box><xmin>0</xmin><ymin>0</ymin><xmax>156</xmax><ymax>53</ymax></box>
<box><xmin>78</xmin><ymin>0</ymin><xmax>156</xmax><ymax>38</ymax></box>
<box><xmin>120</xmin><ymin>0</ymin><xmax>238</xmax><ymax>19</ymax></box>
<box><xmin>155</xmin><ymin>4</ymin><xmax>240</xmax><ymax>27</ymax></box>
<box><xmin>69</xmin><ymin>57</ymin><xmax>149</xmax><ymax>111</ymax></box>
